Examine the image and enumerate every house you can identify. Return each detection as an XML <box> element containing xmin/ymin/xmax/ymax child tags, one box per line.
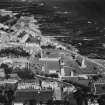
<box><xmin>12</xmin><ymin>58</ymin><xmax>30</xmax><ymax>69</ymax></box>
<box><xmin>0</xmin><ymin>57</ymin><xmax>30</xmax><ymax>69</ymax></box>
<box><xmin>89</xmin><ymin>77</ymin><xmax>105</xmax><ymax>95</ymax></box>
<box><xmin>14</xmin><ymin>79</ymin><xmax>53</xmax><ymax>104</ymax></box>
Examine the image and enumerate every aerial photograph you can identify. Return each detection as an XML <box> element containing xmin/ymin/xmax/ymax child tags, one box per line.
<box><xmin>0</xmin><ymin>0</ymin><xmax>105</xmax><ymax>105</ymax></box>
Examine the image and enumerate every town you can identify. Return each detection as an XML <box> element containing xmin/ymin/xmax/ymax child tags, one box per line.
<box><xmin>0</xmin><ymin>9</ymin><xmax>105</xmax><ymax>105</ymax></box>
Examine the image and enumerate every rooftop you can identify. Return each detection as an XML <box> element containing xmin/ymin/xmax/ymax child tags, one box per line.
<box><xmin>39</xmin><ymin>57</ymin><xmax>60</xmax><ymax>61</ymax></box>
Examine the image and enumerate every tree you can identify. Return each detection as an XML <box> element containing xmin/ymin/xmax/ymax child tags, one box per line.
<box><xmin>0</xmin><ymin>63</ymin><xmax>12</xmax><ymax>75</ymax></box>
<box><xmin>17</xmin><ymin>68</ymin><xmax>34</xmax><ymax>79</ymax></box>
